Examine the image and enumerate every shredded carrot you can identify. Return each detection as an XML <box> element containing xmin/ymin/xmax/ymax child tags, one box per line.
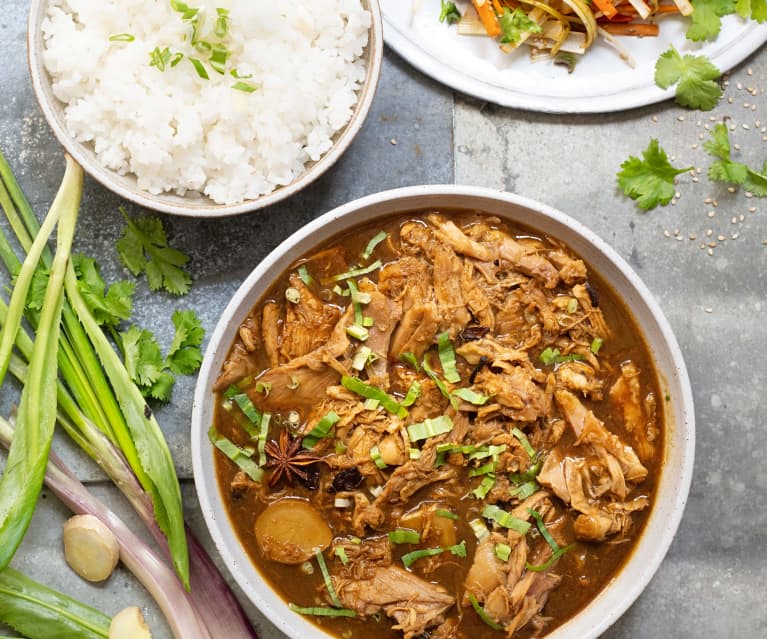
<box><xmin>491</xmin><ymin>0</ymin><xmax>505</xmax><ymax>15</ymax></box>
<box><xmin>655</xmin><ymin>2</ymin><xmax>682</xmax><ymax>12</ymax></box>
<box><xmin>599</xmin><ymin>22</ymin><xmax>659</xmax><ymax>35</ymax></box>
<box><xmin>472</xmin><ymin>0</ymin><xmax>502</xmax><ymax>37</ymax></box>
<box><xmin>592</xmin><ymin>0</ymin><xmax>619</xmax><ymax>19</ymax></box>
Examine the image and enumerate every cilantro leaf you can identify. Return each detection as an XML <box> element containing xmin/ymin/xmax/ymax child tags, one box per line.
<box><xmin>439</xmin><ymin>0</ymin><xmax>461</xmax><ymax>24</ymax></box>
<box><xmin>499</xmin><ymin>8</ymin><xmax>542</xmax><ymax>44</ymax></box>
<box><xmin>617</xmin><ymin>139</ymin><xmax>693</xmax><ymax>210</ymax></box>
<box><xmin>686</xmin><ymin>0</ymin><xmax>735</xmax><ymax>41</ymax></box>
<box><xmin>655</xmin><ymin>46</ymin><xmax>722</xmax><ymax>111</ymax></box>
<box><xmin>121</xmin><ymin>326</ymin><xmax>165</xmax><ymax>388</ymax></box>
<box><xmin>116</xmin><ymin>208</ymin><xmax>192</xmax><ymax>295</ymax></box>
<box><xmin>147</xmin><ymin>371</ymin><xmax>177</xmax><ymax>402</ymax></box>
<box><xmin>73</xmin><ymin>255</ymin><xmax>135</xmax><ymax>327</ymax></box>
<box><xmin>166</xmin><ymin>309</ymin><xmax>205</xmax><ymax>375</ymax></box>
<box><xmin>735</xmin><ymin>0</ymin><xmax>767</xmax><ymax>21</ymax></box>
<box><xmin>703</xmin><ymin>123</ymin><xmax>767</xmax><ymax>195</ymax></box>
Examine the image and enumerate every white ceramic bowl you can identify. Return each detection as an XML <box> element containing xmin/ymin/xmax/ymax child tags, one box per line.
<box><xmin>27</xmin><ymin>0</ymin><xmax>383</xmax><ymax>217</ymax></box>
<box><xmin>191</xmin><ymin>185</ymin><xmax>695</xmax><ymax>639</ymax></box>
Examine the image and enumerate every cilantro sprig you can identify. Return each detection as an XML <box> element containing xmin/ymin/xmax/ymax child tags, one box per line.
<box><xmin>499</xmin><ymin>8</ymin><xmax>542</xmax><ymax>44</ymax></box>
<box><xmin>116</xmin><ymin>209</ymin><xmax>192</xmax><ymax>296</ymax></box>
<box><xmin>704</xmin><ymin>123</ymin><xmax>767</xmax><ymax>196</ymax></box>
<box><xmin>617</xmin><ymin>139</ymin><xmax>693</xmax><ymax>210</ymax></box>
<box><xmin>655</xmin><ymin>46</ymin><xmax>722</xmax><ymax>111</ymax></box>
<box><xmin>439</xmin><ymin>0</ymin><xmax>462</xmax><ymax>24</ymax></box>
<box><xmin>122</xmin><ymin>310</ymin><xmax>205</xmax><ymax>401</ymax></box>
<box><xmin>686</xmin><ymin>0</ymin><xmax>736</xmax><ymax>41</ymax></box>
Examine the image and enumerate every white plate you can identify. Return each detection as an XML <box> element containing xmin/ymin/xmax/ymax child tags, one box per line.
<box><xmin>383</xmin><ymin>1</ymin><xmax>767</xmax><ymax>112</ymax></box>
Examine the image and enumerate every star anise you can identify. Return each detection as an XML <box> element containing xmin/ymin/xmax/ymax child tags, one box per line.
<box><xmin>264</xmin><ymin>429</ymin><xmax>322</xmax><ymax>488</ymax></box>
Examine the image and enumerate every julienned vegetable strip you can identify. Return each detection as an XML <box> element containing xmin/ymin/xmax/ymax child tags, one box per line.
<box><xmin>64</xmin><ymin>260</ymin><xmax>190</xmax><ymax>588</ymax></box>
<box><xmin>468</xmin><ymin>593</ymin><xmax>503</xmax><ymax>630</ymax></box>
<box><xmin>0</xmin><ymin>155</ymin><xmax>79</xmax><ymax>571</ymax></box>
<box><xmin>437</xmin><ymin>332</ymin><xmax>461</xmax><ymax>383</ymax></box>
<box><xmin>401</xmin><ymin>541</ymin><xmax>466</xmax><ymax>568</ymax></box>
<box><xmin>341</xmin><ymin>375</ymin><xmax>408</xmax><ymax>418</ymax></box>
<box><xmin>0</xmin><ymin>567</ymin><xmax>111</xmax><ymax>638</ymax></box>
<box><xmin>482</xmin><ymin>504</ymin><xmax>532</xmax><ymax>535</ymax></box>
<box><xmin>288</xmin><ymin>604</ymin><xmax>356</xmax><ymax>617</ymax></box>
<box><xmin>0</xmin><ymin>417</ymin><xmax>212</xmax><ymax>639</ymax></box>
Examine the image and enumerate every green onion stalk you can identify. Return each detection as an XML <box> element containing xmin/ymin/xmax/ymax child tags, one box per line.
<box><xmin>0</xmin><ymin>417</ymin><xmax>211</xmax><ymax>639</ymax></box>
<box><xmin>0</xmin><ymin>153</ymin><xmax>258</xmax><ymax>638</ymax></box>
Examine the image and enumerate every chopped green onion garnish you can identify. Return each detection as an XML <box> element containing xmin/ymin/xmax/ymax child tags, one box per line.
<box><xmin>208</xmin><ymin>426</ymin><xmax>263</xmax><ymax>482</ymax></box>
<box><xmin>257</xmin><ymin>412</ymin><xmax>271</xmax><ymax>467</ymax></box>
<box><xmin>215</xmin><ymin>7</ymin><xmax>230</xmax><ymax>38</ymax></box>
<box><xmin>297</xmin><ymin>264</ymin><xmax>314</xmax><ymax>286</ymax></box>
<box><xmin>332</xmin><ymin>284</ymin><xmax>346</xmax><ymax>296</ymax></box>
<box><xmin>401</xmin><ymin>380</ymin><xmax>422</xmax><ymax>407</ymax></box>
<box><xmin>407</xmin><ymin>415</ymin><xmax>453</xmax><ymax>442</ymax></box>
<box><xmin>315</xmin><ymin>549</ymin><xmax>343</xmax><ymax>608</ymax></box>
<box><xmin>342</xmin><ymin>376</ymin><xmax>407</xmax><ymax>418</ymax></box>
<box><xmin>401</xmin><ymin>541</ymin><xmax>466</xmax><ymax>568</ymax></box>
<box><xmin>409</xmin><ymin>448</ymin><xmax>421</xmax><ymax>460</ymax></box>
<box><xmin>287</xmin><ymin>376</ymin><xmax>300</xmax><ymax>390</ymax></box>
<box><xmin>468</xmin><ymin>594</ymin><xmax>503</xmax><ymax>630</ymax></box>
<box><xmin>495</xmin><ymin>543</ymin><xmax>512</xmax><ymax>562</ymax></box>
<box><xmin>149</xmin><ymin>46</ymin><xmax>172</xmax><ymax>71</ymax></box>
<box><xmin>509</xmin><ymin>457</ymin><xmax>543</xmax><ymax>484</ymax></box>
<box><xmin>451</xmin><ymin>387</ymin><xmax>491</xmax><ymax>405</ymax></box>
<box><xmin>388</xmin><ymin>528</ymin><xmax>420</xmax><ymax>544</ymax></box>
<box><xmin>303</xmin><ymin>411</ymin><xmax>340</xmax><ymax>449</ymax></box>
<box><xmin>361</xmin><ymin>231</ymin><xmax>389</xmax><ymax>260</ymax></box>
<box><xmin>329</xmin><ymin>260</ymin><xmax>383</xmax><ymax>283</ymax></box>
<box><xmin>527</xmin><ymin>508</ymin><xmax>559</xmax><ymax>553</ymax></box>
<box><xmin>437</xmin><ymin>332</ymin><xmax>461</xmax><ymax>383</ymax></box>
<box><xmin>189</xmin><ymin>57</ymin><xmax>209</xmax><ymax>79</ymax></box>
<box><xmin>468</xmin><ymin>444</ymin><xmax>506</xmax><ymax>462</ymax></box>
<box><xmin>525</xmin><ymin>544</ymin><xmax>577</xmax><ymax>573</ymax></box>
<box><xmin>370</xmin><ymin>445</ymin><xmax>388</xmax><ymax>469</ymax></box>
<box><xmin>591</xmin><ymin>337</ymin><xmax>604</xmax><ymax>354</ymax></box>
<box><xmin>362</xmin><ymin>316</ymin><xmax>374</xmax><ymax>327</ymax></box>
<box><xmin>231</xmin><ymin>68</ymin><xmax>253</xmax><ymax>79</ymax></box>
<box><xmin>255</xmin><ymin>381</ymin><xmax>271</xmax><ymax>396</ymax></box>
<box><xmin>511</xmin><ymin>427</ymin><xmax>536</xmax><ymax>460</ymax></box>
<box><xmin>509</xmin><ymin>480</ymin><xmax>538</xmax><ymax>500</ymax></box>
<box><xmin>289</xmin><ymin>604</ymin><xmax>356</xmax><ymax>618</ymax></box>
<box><xmin>232</xmin><ymin>392</ymin><xmax>262</xmax><ymax>427</ymax></box>
<box><xmin>435</xmin><ymin>509</ymin><xmax>458</xmax><ymax>520</ymax></box>
<box><xmin>468</xmin><ymin>461</ymin><xmax>496</xmax><ymax>477</ymax></box>
<box><xmin>482</xmin><ymin>504</ymin><xmax>531</xmax><ymax>535</ymax></box>
<box><xmin>346</xmin><ymin>279</ymin><xmax>365</xmax><ymax>326</ymax></box>
<box><xmin>472</xmin><ymin>474</ymin><xmax>496</xmax><ymax>499</ymax></box>
<box><xmin>334</xmin><ymin>547</ymin><xmax>350</xmax><ymax>565</ymax></box>
<box><xmin>422</xmin><ymin>357</ymin><xmax>452</xmax><ymax>401</ymax></box>
<box><xmin>233</xmin><ymin>80</ymin><xmax>257</xmax><ymax>93</ymax></box>
<box><xmin>469</xmin><ymin>518</ymin><xmax>489</xmax><ymax>541</ymax></box>
<box><xmin>352</xmin><ymin>346</ymin><xmax>373</xmax><ymax>371</ymax></box>
<box><xmin>566</xmin><ymin>298</ymin><xmax>578</xmax><ymax>314</ymax></box>
<box><xmin>399</xmin><ymin>352</ymin><xmax>420</xmax><ymax>372</ymax></box>
<box><xmin>363</xmin><ymin>398</ymin><xmax>380</xmax><ymax>410</ymax></box>
<box><xmin>194</xmin><ymin>40</ymin><xmax>212</xmax><ymax>54</ymax></box>
<box><xmin>350</xmin><ymin>288</ymin><xmax>372</xmax><ymax>305</ymax></box>
<box><xmin>109</xmin><ymin>33</ymin><xmax>135</xmax><ymax>42</ymax></box>
<box><xmin>346</xmin><ymin>324</ymin><xmax>369</xmax><ymax>341</ymax></box>
<box><xmin>170</xmin><ymin>52</ymin><xmax>184</xmax><ymax>67</ymax></box>
<box><xmin>539</xmin><ymin>347</ymin><xmax>584</xmax><ymax>365</ymax></box>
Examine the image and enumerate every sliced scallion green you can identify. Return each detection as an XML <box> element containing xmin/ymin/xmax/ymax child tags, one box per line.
<box><xmin>398</xmin><ymin>351</ymin><xmax>420</xmax><ymax>371</ymax></box>
<box><xmin>341</xmin><ymin>376</ymin><xmax>407</xmax><ymax>418</ymax></box>
<box><xmin>591</xmin><ymin>337</ymin><xmax>604</xmax><ymax>354</ymax></box>
<box><xmin>361</xmin><ymin>231</ymin><xmax>389</xmax><ymax>260</ymax></box>
<box><xmin>257</xmin><ymin>412</ymin><xmax>270</xmax><ymax>467</ymax></box>
<box><xmin>109</xmin><ymin>33</ymin><xmax>135</xmax><ymax>42</ymax></box>
<box><xmin>471</xmin><ymin>474</ymin><xmax>496</xmax><ymax>499</ymax></box>
<box><xmin>370</xmin><ymin>445</ymin><xmax>387</xmax><ymax>469</ymax></box>
<box><xmin>209</xmin><ymin>46</ymin><xmax>229</xmax><ymax>74</ymax></box>
<box><xmin>408</xmin><ymin>448</ymin><xmax>421</xmax><ymax>460</ymax></box>
<box><xmin>362</xmin><ymin>316</ymin><xmax>374</xmax><ymax>327</ymax></box>
<box><xmin>495</xmin><ymin>543</ymin><xmax>512</xmax><ymax>562</ymax></box>
<box><xmin>435</xmin><ymin>509</ymin><xmax>458</xmax><ymax>520</ymax></box>
<box><xmin>468</xmin><ymin>594</ymin><xmax>503</xmax><ymax>630</ymax></box>
<box><xmin>289</xmin><ymin>604</ymin><xmax>356</xmax><ymax>617</ymax></box>
<box><xmin>422</xmin><ymin>357</ymin><xmax>452</xmax><ymax>401</ymax></box>
<box><xmin>215</xmin><ymin>7</ymin><xmax>230</xmax><ymax>37</ymax></box>
<box><xmin>297</xmin><ymin>264</ymin><xmax>313</xmax><ymax>286</ymax></box>
<box><xmin>451</xmin><ymin>387</ymin><xmax>490</xmax><ymax>405</ymax></box>
<box><xmin>511</xmin><ymin>427</ymin><xmax>536</xmax><ymax>460</ymax></box>
<box><xmin>363</xmin><ymin>398</ymin><xmax>380</xmax><ymax>411</ymax></box>
<box><xmin>232</xmin><ymin>392</ymin><xmax>262</xmax><ymax>427</ymax></box>
<box><xmin>388</xmin><ymin>528</ymin><xmax>420</xmax><ymax>544</ymax></box>
<box><xmin>566</xmin><ymin>298</ymin><xmax>578</xmax><ymax>314</ymax></box>
<box><xmin>406</xmin><ymin>415</ymin><xmax>453</xmax><ymax>442</ymax></box>
<box><xmin>189</xmin><ymin>57</ymin><xmax>209</xmax><ymax>79</ymax></box>
<box><xmin>351</xmin><ymin>346</ymin><xmax>372</xmax><ymax>371</ymax></box>
<box><xmin>255</xmin><ymin>381</ymin><xmax>271</xmax><ymax>396</ymax></box>
<box><xmin>346</xmin><ymin>324</ymin><xmax>369</xmax><ymax>342</ymax></box>
<box><xmin>302</xmin><ymin>411</ymin><xmax>340</xmax><ymax>449</ymax></box>
<box><xmin>469</xmin><ymin>517</ymin><xmax>489</xmax><ymax>541</ymax></box>
<box><xmin>334</xmin><ymin>547</ymin><xmax>350</xmax><ymax>565</ymax></box>
<box><xmin>231</xmin><ymin>81</ymin><xmax>258</xmax><ymax>93</ymax></box>
<box><xmin>401</xmin><ymin>380</ymin><xmax>422</xmax><ymax>407</ymax></box>
<box><xmin>509</xmin><ymin>480</ymin><xmax>538</xmax><ymax>500</ymax></box>
<box><xmin>401</xmin><ymin>540</ymin><xmax>466</xmax><ymax>568</ymax></box>
<box><xmin>437</xmin><ymin>332</ymin><xmax>461</xmax><ymax>383</ymax></box>
<box><xmin>149</xmin><ymin>47</ymin><xmax>172</xmax><ymax>71</ymax></box>
<box><xmin>329</xmin><ymin>260</ymin><xmax>382</xmax><ymax>283</ymax></box>
<box><xmin>315</xmin><ymin>549</ymin><xmax>343</xmax><ymax>608</ymax></box>
<box><xmin>468</xmin><ymin>444</ymin><xmax>506</xmax><ymax>462</ymax></box>
<box><xmin>468</xmin><ymin>461</ymin><xmax>496</xmax><ymax>477</ymax></box>
<box><xmin>481</xmin><ymin>504</ymin><xmax>531</xmax><ymax>535</ymax></box>
<box><xmin>208</xmin><ymin>426</ymin><xmax>263</xmax><ymax>482</ymax></box>
<box><xmin>170</xmin><ymin>52</ymin><xmax>184</xmax><ymax>67</ymax></box>
<box><xmin>231</xmin><ymin>68</ymin><xmax>253</xmax><ymax>79</ymax></box>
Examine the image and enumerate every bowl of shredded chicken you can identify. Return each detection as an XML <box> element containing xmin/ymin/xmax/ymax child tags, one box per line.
<box><xmin>28</xmin><ymin>0</ymin><xmax>382</xmax><ymax>215</ymax></box>
<box><xmin>191</xmin><ymin>185</ymin><xmax>695</xmax><ymax>639</ymax></box>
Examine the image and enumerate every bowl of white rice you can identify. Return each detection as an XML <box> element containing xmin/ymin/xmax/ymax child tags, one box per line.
<box><xmin>28</xmin><ymin>0</ymin><xmax>382</xmax><ymax>216</ymax></box>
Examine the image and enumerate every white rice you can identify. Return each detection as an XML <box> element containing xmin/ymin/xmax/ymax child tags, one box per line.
<box><xmin>42</xmin><ymin>0</ymin><xmax>370</xmax><ymax>205</ymax></box>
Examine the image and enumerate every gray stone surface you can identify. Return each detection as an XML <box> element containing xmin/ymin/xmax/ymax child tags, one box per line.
<box><xmin>1</xmin><ymin>0</ymin><xmax>766</xmax><ymax>638</ymax></box>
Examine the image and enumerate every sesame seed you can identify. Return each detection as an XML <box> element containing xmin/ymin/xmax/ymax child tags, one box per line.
<box><xmin>746</xmin><ymin>192</ymin><xmax>754</xmax><ymax>198</ymax></box>
<box><xmin>704</xmin><ymin>307</ymin><xmax>713</xmax><ymax>313</ymax></box>
<box><xmin>675</xmin><ymin>191</ymin><xmax>681</xmax><ymax>198</ymax></box>
<box><xmin>709</xmin><ymin>241</ymin><xmax>718</xmax><ymax>248</ymax></box>
<box><xmin>704</xmin><ymin>124</ymin><xmax>710</xmax><ymax>130</ymax></box>
<box><xmin>749</xmin><ymin>207</ymin><xmax>756</xmax><ymax>212</ymax></box>
<box><xmin>689</xmin><ymin>234</ymin><xmax>697</xmax><ymax>240</ymax></box>
<box><xmin>677</xmin><ymin>115</ymin><xmax>685</xmax><ymax>121</ymax></box>
<box><xmin>706</xmin><ymin>229</ymin><xmax>714</xmax><ymax>236</ymax></box>
<box><xmin>696</xmin><ymin>121</ymin><xmax>702</xmax><ymax>127</ymax></box>
<box><xmin>763</xmin><ymin>239</ymin><xmax>767</xmax><ymax>245</ymax></box>
<box><xmin>744</xmin><ymin>102</ymin><xmax>750</xmax><ymax>108</ymax></box>
<box><xmin>731</xmin><ymin>124</ymin><xmax>737</xmax><ymax>131</ymax></box>
<box><xmin>734</xmin><ymin>144</ymin><xmax>741</xmax><ymax>151</ymax></box>
<box><xmin>674</xmin><ymin>228</ymin><xmax>680</xmax><ymax>235</ymax></box>
<box><xmin>700</xmin><ymin>243</ymin><xmax>706</xmax><ymax>250</ymax></box>
<box><xmin>732</xmin><ymin>233</ymin><xmax>739</xmax><ymax>240</ymax></box>
<box><xmin>652</xmin><ymin>115</ymin><xmax>658</xmax><ymax>122</ymax></box>
<box><xmin>728</xmin><ymin>97</ymin><xmax>734</xmax><ymax>104</ymax></box>
<box><xmin>704</xmin><ymin>197</ymin><xmax>713</xmax><ymax>204</ymax></box>
<box><xmin>692</xmin><ymin>143</ymin><xmax>699</xmax><ymax>149</ymax></box>
<box><xmin>708</xmin><ymin>248</ymin><xmax>714</xmax><ymax>255</ymax></box>
<box><xmin>757</xmin><ymin>121</ymin><xmax>762</xmax><ymax>128</ymax></box>
<box><xmin>696</xmin><ymin>167</ymin><xmax>703</xmax><ymax>174</ymax></box>
<box><xmin>676</xmin><ymin>236</ymin><xmax>683</xmax><ymax>242</ymax></box>
<box><xmin>692</xmin><ymin>176</ymin><xmax>699</xmax><ymax>183</ymax></box>
<box><xmin>748</xmin><ymin>67</ymin><xmax>753</xmax><ymax>75</ymax></box>
<box><xmin>717</xmin><ymin>235</ymin><xmax>726</xmax><ymax>241</ymax></box>
<box><xmin>663</xmin><ymin>230</ymin><xmax>671</xmax><ymax>238</ymax></box>
<box><xmin>708</xmin><ymin>210</ymin><xmax>716</xmax><ymax>217</ymax></box>
<box><xmin>731</xmin><ymin>216</ymin><xmax>737</xmax><ymax>224</ymax></box>
<box><xmin>743</xmin><ymin>124</ymin><xmax>751</xmax><ymax>130</ymax></box>
<box><xmin>390</xmin><ymin>138</ymin><xmax>398</xmax><ymax>145</ymax></box>
<box><xmin>753</xmin><ymin>105</ymin><xmax>758</xmax><ymax>111</ymax></box>
<box><xmin>713</xmin><ymin>200</ymin><xmax>718</xmax><ymax>207</ymax></box>
<box><xmin>727</xmin><ymin>187</ymin><xmax>736</xmax><ymax>193</ymax></box>
<box><xmin>739</xmin><ymin>215</ymin><xmax>745</xmax><ymax>222</ymax></box>
<box><xmin>710</xmin><ymin>116</ymin><xmax>717</xmax><ymax>121</ymax></box>
<box><xmin>698</xmin><ymin>133</ymin><xmax>705</xmax><ymax>140</ymax></box>
<box><xmin>737</xmin><ymin>82</ymin><xmax>744</xmax><ymax>90</ymax></box>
